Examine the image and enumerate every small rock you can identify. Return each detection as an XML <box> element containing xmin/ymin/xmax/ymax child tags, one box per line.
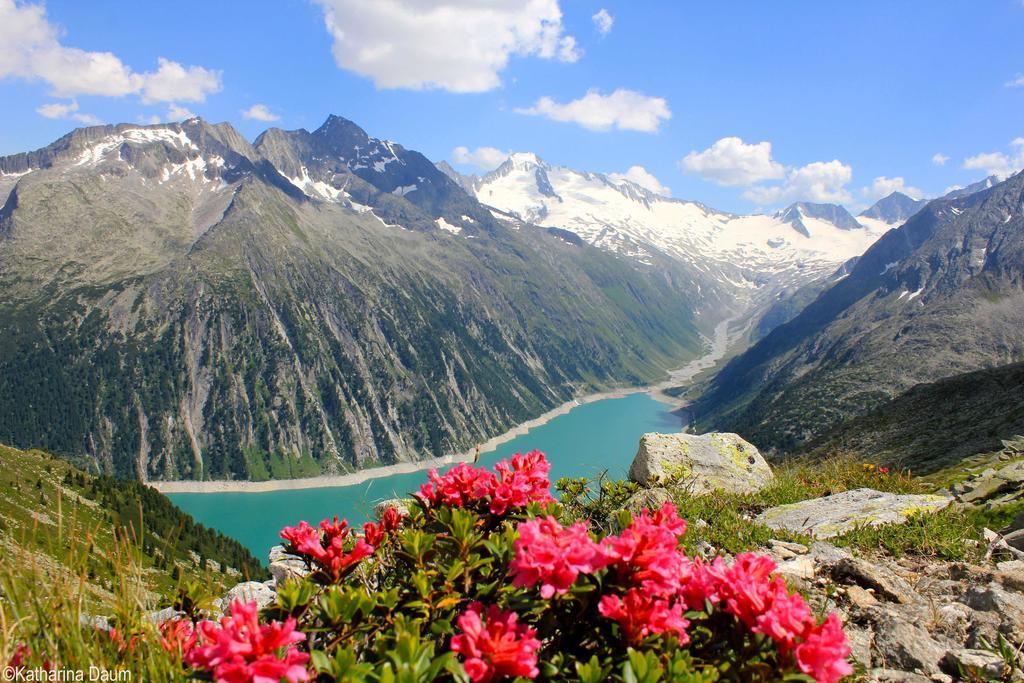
<box><xmin>373</xmin><ymin>498</ymin><xmax>411</xmax><ymax>518</ymax></box>
<box><xmin>867</xmin><ymin>668</ymin><xmax>932</xmax><ymax>682</ymax></box>
<box><xmin>871</xmin><ymin>609</ymin><xmax>947</xmax><ymax>675</ymax></box>
<box><xmin>769</xmin><ymin>539</ymin><xmax>809</xmax><ymax>554</ymax></box>
<box><xmin>268</xmin><ymin>544</ymin><xmax>310</xmax><ymax>586</ymax></box>
<box><xmin>943</xmin><ymin>648</ymin><xmax>1007</xmax><ymax>679</ymax></box>
<box><xmin>845</xmin><ymin>624</ymin><xmax>873</xmax><ymax>668</ymax></box>
<box><xmin>628</xmin><ymin>432</ymin><xmax>774</xmax><ymax>495</ymax></box>
<box><xmin>846</xmin><ymin>585</ymin><xmax>879</xmax><ymax>610</ymax></box>
<box><xmin>757</xmin><ymin>488</ymin><xmax>951</xmax><ymax>539</ymax></box>
<box><xmin>775</xmin><ymin>556</ymin><xmax>816</xmax><ymax>581</ymax></box>
<box><xmin>223</xmin><ymin>581</ymin><xmax>276</xmax><ymax>612</ymax></box>
<box><xmin>961</xmin><ymin>582</ymin><xmax>1024</xmax><ymax>635</ymax></box>
<box><xmin>833</xmin><ymin>557</ymin><xmax>919</xmax><ymax>604</ymax></box>
<box><xmin>808</xmin><ymin>541</ymin><xmax>852</xmax><ymax>568</ymax></box>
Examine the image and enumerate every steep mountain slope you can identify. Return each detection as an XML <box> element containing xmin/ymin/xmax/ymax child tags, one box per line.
<box><xmin>0</xmin><ymin>117</ymin><xmax>703</xmax><ymax>481</ymax></box>
<box><xmin>0</xmin><ymin>443</ymin><xmax>261</xmax><ymax>604</ymax></box>
<box><xmin>803</xmin><ymin>361</ymin><xmax>1024</xmax><ymax>474</ymax></box>
<box><xmin>455</xmin><ymin>153</ymin><xmax>892</xmax><ymax>320</ymax></box>
<box><xmin>694</xmin><ymin>171</ymin><xmax>1024</xmax><ymax>452</ymax></box>
<box><xmin>858</xmin><ymin>191</ymin><xmax>927</xmax><ymax>226</ymax></box>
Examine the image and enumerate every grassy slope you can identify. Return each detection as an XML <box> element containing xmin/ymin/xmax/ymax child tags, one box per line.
<box><xmin>0</xmin><ymin>443</ymin><xmax>264</xmax><ymax>607</ymax></box>
<box><xmin>801</xmin><ymin>361</ymin><xmax>1024</xmax><ymax>475</ymax></box>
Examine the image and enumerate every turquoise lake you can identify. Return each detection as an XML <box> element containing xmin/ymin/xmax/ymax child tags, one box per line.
<box><xmin>168</xmin><ymin>392</ymin><xmax>683</xmax><ymax>559</ymax></box>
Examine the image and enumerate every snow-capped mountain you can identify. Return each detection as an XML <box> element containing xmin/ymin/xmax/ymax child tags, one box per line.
<box><xmin>450</xmin><ymin>152</ymin><xmax>894</xmax><ymax>312</ymax></box>
<box><xmin>858</xmin><ymin>192</ymin><xmax>927</xmax><ymax>226</ymax></box>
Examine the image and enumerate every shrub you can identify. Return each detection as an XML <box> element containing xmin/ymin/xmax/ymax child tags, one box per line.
<box><xmin>7</xmin><ymin>451</ymin><xmax>855</xmax><ymax>682</ymax></box>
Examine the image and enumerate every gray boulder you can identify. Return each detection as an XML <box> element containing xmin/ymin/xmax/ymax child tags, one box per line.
<box><xmin>268</xmin><ymin>544</ymin><xmax>311</xmax><ymax>586</ymax></box>
<box><xmin>756</xmin><ymin>488</ymin><xmax>951</xmax><ymax>539</ymax></box>
<box><xmin>222</xmin><ymin>580</ymin><xmax>276</xmax><ymax>612</ymax></box>
<box><xmin>628</xmin><ymin>432</ymin><xmax>773</xmax><ymax>495</ymax></box>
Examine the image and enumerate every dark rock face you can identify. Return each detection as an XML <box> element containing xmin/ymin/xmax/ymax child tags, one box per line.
<box><xmin>776</xmin><ymin>202</ymin><xmax>864</xmax><ymax>236</ymax></box>
<box><xmin>696</xmin><ymin>171</ymin><xmax>1024</xmax><ymax>454</ymax></box>
<box><xmin>860</xmin><ymin>192</ymin><xmax>928</xmax><ymax>225</ymax></box>
<box><xmin>0</xmin><ymin>116</ymin><xmax>704</xmax><ymax>481</ymax></box>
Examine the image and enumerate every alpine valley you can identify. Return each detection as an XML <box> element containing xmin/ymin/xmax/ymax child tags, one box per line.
<box><xmin>0</xmin><ymin>114</ymin><xmax>979</xmax><ymax>483</ymax></box>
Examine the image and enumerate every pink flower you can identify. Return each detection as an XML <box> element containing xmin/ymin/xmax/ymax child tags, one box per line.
<box><xmin>280</xmin><ymin>517</ymin><xmax>374</xmax><ymax>582</ymax></box>
<box><xmin>363</xmin><ymin>505</ymin><xmax>405</xmax><ymax>548</ymax></box>
<box><xmin>603</xmin><ymin>502</ymin><xmax>691</xmax><ymax>596</ymax></box>
<box><xmin>598</xmin><ymin>589</ymin><xmax>690</xmax><ymax>645</ymax></box>
<box><xmin>677</xmin><ymin>555</ymin><xmax>729</xmax><ymax>611</ymax></box>
<box><xmin>451</xmin><ymin>603</ymin><xmax>541</xmax><ymax>683</ymax></box>
<box><xmin>752</xmin><ymin>580</ymin><xmax>816</xmax><ymax>652</ymax></box>
<box><xmin>795</xmin><ymin>614</ymin><xmax>853</xmax><ymax>683</ymax></box>
<box><xmin>720</xmin><ymin>552</ymin><xmax>778</xmax><ymax>627</ymax></box>
<box><xmin>185</xmin><ymin>600</ymin><xmax>310</xmax><ymax>683</ymax></box>
<box><xmin>509</xmin><ymin>516</ymin><xmax>612</xmax><ymax>598</ymax></box>
<box><xmin>417</xmin><ymin>463</ymin><xmax>497</xmax><ymax>509</ymax></box>
<box><xmin>160</xmin><ymin>619</ymin><xmax>199</xmax><ymax>658</ymax></box>
<box><xmin>490</xmin><ymin>450</ymin><xmax>555</xmax><ymax>515</ymax></box>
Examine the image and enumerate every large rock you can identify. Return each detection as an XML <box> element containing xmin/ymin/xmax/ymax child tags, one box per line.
<box><xmin>756</xmin><ymin>488</ymin><xmax>951</xmax><ymax>539</ymax></box>
<box><xmin>268</xmin><ymin>545</ymin><xmax>311</xmax><ymax>586</ymax></box>
<box><xmin>222</xmin><ymin>581</ymin><xmax>276</xmax><ymax>612</ymax></box>
<box><xmin>628</xmin><ymin>432</ymin><xmax>774</xmax><ymax>495</ymax></box>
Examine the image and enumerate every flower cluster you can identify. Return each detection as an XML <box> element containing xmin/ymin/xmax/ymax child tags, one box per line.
<box><xmin>417</xmin><ymin>450</ymin><xmax>553</xmax><ymax>515</ymax></box>
<box><xmin>363</xmin><ymin>505</ymin><xmax>405</xmax><ymax>548</ymax></box>
<box><xmin>159</xmin><ymin>619</ymin><xmax>198</xmax><ymax>659</ymax></box>
<box><xmin>507</xmin><ymin>500</ymin><xmax>852</xmax><ymax>682</ymax></box>
<box><xmin>598</xmin><ymin>503</ymin><xmax>693</xmax><ymax>644</ymax></box>
<box><xmin>509</xmin><ymin>516</ymin><xmax>611</xmax><ymax>598</ymax></box>
<box><xmin>280</xmin><ymin>518</ymin><xmax>374</xmax><ymax>582</ymax></box>
<box><xmin>451</xmin><ymin>602</ymin><xmax>541</xmax><ymax>683</ymax></box>
<box><xmin>185</xmin><ymin>600</ymin><xmax>310</xmax><ymax>683</ymax></box>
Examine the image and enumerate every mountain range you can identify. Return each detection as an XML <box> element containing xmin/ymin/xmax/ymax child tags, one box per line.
<box><xmin>0</xmin><ymin>116</ymin><xmax>706</xmax><ymax>480</ymax></box>
<box><xmin>693</xmin><ymin>169</ymin><xmax>1024</xmax><ymax>453</ymax></box>
<box><xmin>1</xmin><ymin>113</ymin><xmax>1010</xmax><ymax>482</ymax></box>
<box><xmin>441</xmin><ymin>153</ymin><xmax>913</xmax><ymax>323</ymax></box>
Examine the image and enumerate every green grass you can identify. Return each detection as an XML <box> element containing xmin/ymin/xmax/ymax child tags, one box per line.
<box><xmin>0</xmin><ymin>444</ymin><xmax>260</xmax><ymax>607</ymax></box>
<box><xmin>564</xmin><ymin>454</ymin><xmax>1007</xmax><ymax>562</ymax></box>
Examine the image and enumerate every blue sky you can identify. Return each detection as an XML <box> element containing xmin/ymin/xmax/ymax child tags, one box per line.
<box><xmin>1</xmin><ymin>0</ymin><xmax>1022</xmax><ymax>213</ymax></box>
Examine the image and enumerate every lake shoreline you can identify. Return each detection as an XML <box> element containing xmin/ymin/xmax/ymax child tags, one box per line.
<box><xmin>152</xmin><ymin>318</ymin><xmax>737</xmax><ymax>495</ymax></box>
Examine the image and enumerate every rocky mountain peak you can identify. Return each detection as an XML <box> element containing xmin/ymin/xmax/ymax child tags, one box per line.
<box><xmin>776</xmin><ymin>202</ymin><xmax>863</xmax><ymax>237</ymax></box>
<box><xmin>859</xmin><ymin>191</ymin><xmax>928</xmax><ymax>225</ymax></box>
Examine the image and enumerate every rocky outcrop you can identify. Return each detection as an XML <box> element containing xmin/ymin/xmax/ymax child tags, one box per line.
<box><xmin>948</xmin><ymin>455</ymin><xmax>1024</xmax><ymax>509</ymax></box>
<box><xmin>628</xmin><ymin>432</ymin><xmax>774</xmax><ymax>495</ymax></box>
<box><xmin>765</xmin><ymin>541</ymin><xmax>1024</xmax><ymax>679</ymax></box>
<box><xmin>756</xmin><ymin>488</ymin><xmax>952</xmax><ymax>538</ymax></box>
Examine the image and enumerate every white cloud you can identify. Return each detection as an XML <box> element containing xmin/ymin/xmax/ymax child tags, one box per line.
<box><xmin>312</xmin><ymin>0</ymin><xmax>580</xmax><ymax>93</ymax></box>
<box><xmin>166</xmin><ymin>103</ymin><xmax>196</xmax><ymax>120</ymax></box>
<box><xmin>0</xmin><ymin>0</ymin><xmax>221</xmax><ymax>102</ymax></box>
<box><xmin>680</xmin><ymin>137</ymin><xmax>784</xmax><ymax>186</ymax></box>
<box><xmin>1006</xmin><ymin>74</ymin><xmax>1024</xmax><ymax>88</ymax></box>
<box><xmin>592</xmin><ymin>9</ymin><xmax>614</xmax><ymax>36</ymax></box>
<box><xmin>862</xmin><ymin>176</ymin><xmax>923</xmax><ymax>201</ymax></box>
<box><xmin>963</xmin><ymin>138</ymin><xmax>1024</xmax><ymax>179</ymax></box>
<box><xmin>452</xmin><ymin>145</ymin><xmax>509</xmax><ymax>170</ymax></box>
<box><xmin>516</xmin><ymin>88</ymin><xmax>670</xmax><ymax>133</ymax></box>
<box><xmin>138</xmin><ymin>58</ymin><xmax>220</xmax><ymax>104</ymax></box>
<box><xmin>608</xmin><ymin>165</ymin><xmax>670</xmax><ymax>196</ymax></box>
<box><xmin>242</xmin><ymin>103</ymin><xmax>280</xmax><ymax>122</ymax></box>
<box><xmin>35</xmin><ymin>100</ymin><xmax>100</xmax><ymax>125</ymax></box>
<box><xmin>743</xmin><ymin>160</ymin><xmax>854</xmax><ymax>205</ymax></box>
<box><xmin>932</xmin><ymin>153</ymin><xmax>949</xmax><ymax>166</ymax></box>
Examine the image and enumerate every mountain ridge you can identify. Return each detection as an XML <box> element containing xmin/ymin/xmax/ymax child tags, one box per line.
<box><xmin>694</xmin><ymin>170</ymin><xmax>1024</xmax><ymax>452</ymax></box>
<box><xmin>0</xmin><ymin>115</ymin><xmax>705</xmax><ymax>481</ymax></box>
